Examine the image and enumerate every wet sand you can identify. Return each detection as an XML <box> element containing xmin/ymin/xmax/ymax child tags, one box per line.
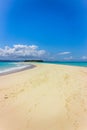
<box><xmin>0</xmin><ymin>64</ymin><xmax>36</xmax><ymax>76</ymax></box>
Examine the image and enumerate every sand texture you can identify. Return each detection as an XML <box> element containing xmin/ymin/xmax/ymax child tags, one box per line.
<box><xmin>0</xmin><ymin>64</ymin><xmax>87</xmax><ymax>130</ymax></box>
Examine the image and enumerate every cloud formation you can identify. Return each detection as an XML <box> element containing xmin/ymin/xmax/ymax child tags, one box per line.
<box><xmin>0</xmin><ymin>44</ymin><xmax>46</xmax><ymax>60</ymax></box>
<box><xmin>0</xmin><ymin>44</ymin><xmax>86</xmax><ymax>61</ymax></box>
<box><xmin>58</xmin><ymin>52</ymin><xmax>71</xmax><ymax>55</ymax></box>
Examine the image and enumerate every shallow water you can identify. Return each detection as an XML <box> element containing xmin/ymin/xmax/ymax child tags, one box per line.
<box><xmin>0</xmin><ymin>62</ymin><xmax>32</xmax><ymax>74</ymax></box>
<box><xmin>43</xmin><ymin>61</ymin><xmax>87</xmax><ymax>67</ymax></box>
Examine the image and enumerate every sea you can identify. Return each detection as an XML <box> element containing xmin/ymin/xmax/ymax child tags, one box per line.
<box><xmin>43</xmin><ymin>61</ymin><xmax>87</xmax><ymax>67</ymax></box>
<box><xmin>0</xmin><ymin>62</ymin><xmax>32</xmax><ymax>75</ymax></box>
<box><xmin>0</xmin><ymin>61</ymin><xmax>87</xmax><ymax>75</ymax></box>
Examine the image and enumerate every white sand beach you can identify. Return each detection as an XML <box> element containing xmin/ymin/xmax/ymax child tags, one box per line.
<box><xmin>0</xmin><ymin>63</ymin><xmax>87</xmax><ymax>130</ymax></box>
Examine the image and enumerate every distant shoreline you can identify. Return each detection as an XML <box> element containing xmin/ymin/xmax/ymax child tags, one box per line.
<box><xmin>0</xmin><ymin>60</ymin><xmax>44</xmax><ymax>62</ymax></box>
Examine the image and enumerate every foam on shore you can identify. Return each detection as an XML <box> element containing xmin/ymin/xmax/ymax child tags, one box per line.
<box><xmin>0</xmin><ymin>63</ymin><xmax>36</xmax><ymax>76</ymax></box>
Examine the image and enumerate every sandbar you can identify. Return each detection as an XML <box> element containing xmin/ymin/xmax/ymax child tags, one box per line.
<box><xmin>0</xmin><ymin>63</ymin><xmax>87</xmax><ymax>130</ymax></box>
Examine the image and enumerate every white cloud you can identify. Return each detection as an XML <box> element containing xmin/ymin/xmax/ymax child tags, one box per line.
<box><xmin>81</xmin><ymin>56</ymin><xmax>87</xmax><ymax>60</ymax></box>
<box><xmin>58</xmin><ymin>51</ymin><xmax>71</xmax><ymax>55</ymax></box>
<box><xmin>0</xmin><ymin>44</ymin><xmax>46</xmax><ymax>60</ymax></box>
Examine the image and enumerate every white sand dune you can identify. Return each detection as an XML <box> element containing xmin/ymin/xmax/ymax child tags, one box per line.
<box><xmin>0</xmin><ymin>63</ymin><xmax>87</xmax><ymax>130</ymax></box>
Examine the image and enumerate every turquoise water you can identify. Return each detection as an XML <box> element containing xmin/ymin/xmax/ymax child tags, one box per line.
<box><xmin>41</xmin><ymin>61</ymin><xmax>87</xmax><ymax>67</ymax></box>
<box><xmin>0</xmin><ymin>62</ymin><xmax>31</xmax><ymax>74</ymax></box>
<box><xmin>0</xmin><ymin>61</ymin><xmax>87</xmax><ymax>74</ymax></box>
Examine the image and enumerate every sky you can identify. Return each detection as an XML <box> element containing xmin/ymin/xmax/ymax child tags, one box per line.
<box><xmin>0</xmin><ymin>0</ymin><xmax>87</xmax><ymax>61</ymax></box>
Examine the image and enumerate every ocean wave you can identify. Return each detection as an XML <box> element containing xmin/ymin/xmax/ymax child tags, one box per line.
<box><xmin>0</xmin><ymin>63</ymin><xmax>33</xmax><ymax>75</ymax></box>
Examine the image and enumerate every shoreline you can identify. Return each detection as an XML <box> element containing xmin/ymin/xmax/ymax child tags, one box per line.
<box><xmin>0</xmin><ymin>62</ymin><xmax>87</xmax><ymax>77</ymax></box>
<box><xmin>0</xmin><ymin>64</ymin><xmax>36</xmax><ymax>76</ymax></box>
<box><xmin>37</xmin><ymin>62</ymin><xmax>87</xmax><ymax>68</ymax></box>
<box><xmin>0</xmin><ymin>61</ymin><xmax>87</xmax><ymax>77</ymax></box>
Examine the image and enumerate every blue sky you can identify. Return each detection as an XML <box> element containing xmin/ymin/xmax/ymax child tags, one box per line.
<box><xmin>0</xmin><ymin>0</ymin><xmax>87</xmax><ymax>60</ymax></box>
